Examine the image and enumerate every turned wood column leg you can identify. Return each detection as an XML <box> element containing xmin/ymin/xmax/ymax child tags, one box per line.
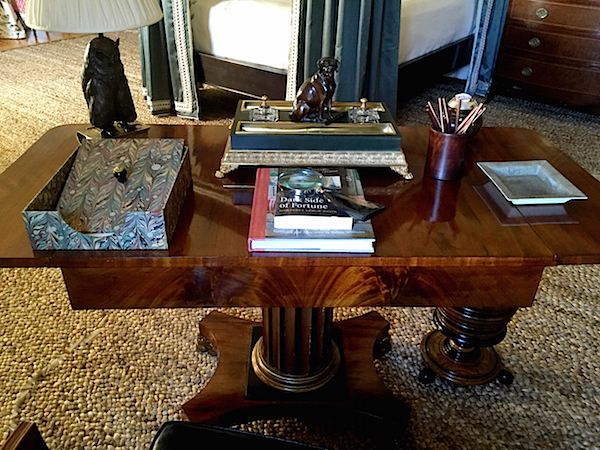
<box><xmin>252</xmin><ymin>307</ymin><xmax>341</xmax><ymax>393</ymax></box>
<box><xmin>420</xmin><ymin>307</ymin><xmax>517</xmax><ymax>386</ymax></box>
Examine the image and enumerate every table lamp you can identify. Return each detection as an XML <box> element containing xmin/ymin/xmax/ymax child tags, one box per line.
<box><xmin>25</xmin><ymin>0</ymin><xmax>163</xmax><ymax>137</ymax></box>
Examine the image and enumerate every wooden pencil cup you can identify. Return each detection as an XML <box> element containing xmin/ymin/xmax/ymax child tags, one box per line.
<box><xmin>425</xmin><ymin>128</ymin><xmax>468</xmax><ymax>181</ymax></box>
<box><xmin>419</xmin><ymin>176</ymin><xmax>461</xmax><ymax>223</ymax></box>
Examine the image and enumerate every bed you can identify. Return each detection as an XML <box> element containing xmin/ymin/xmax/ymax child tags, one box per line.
<box><xmin>138</xmin><ymin>0</ymin><xmax>507</xmax><ymax>119</ymax></box>
<box><xmin>190</xmin><ymin>0</ymin><xmax>479</xmax><ymax>100</ymax></box>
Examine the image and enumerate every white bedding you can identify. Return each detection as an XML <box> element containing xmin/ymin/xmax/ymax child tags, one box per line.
<box><xmin>190</xmin><ymin>0</ymin><xmax>478</xmax><ymax>71</ymax></box>
<box><xmin>398</xmin><ymin>0</ymin><xmax>478</xmax><ymax>65</ymax></box>
<box><xmin>191</xmin><ymin>0</ymin><xmax>293</xmax><ymax>71</ymax></box>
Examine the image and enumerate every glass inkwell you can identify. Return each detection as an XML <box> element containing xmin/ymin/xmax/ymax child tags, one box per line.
<box><xmin>249</xmin><ymin>95</ymin><xmax>279</xmax><ymax>122</ymax></box>
<box><xmin>348</xmin><ymin>98</ymin><xmax>380</xmax><ymax>124</ymax></box>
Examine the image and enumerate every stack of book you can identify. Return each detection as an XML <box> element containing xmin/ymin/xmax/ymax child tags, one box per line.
<box><xmin>248</xmin><ymin>167</ymin><xmax>376</xmax><ymax>253</ymax></box>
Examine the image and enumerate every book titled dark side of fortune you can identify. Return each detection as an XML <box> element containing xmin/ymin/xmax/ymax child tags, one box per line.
<box><xmin>274</xmin><ymin>167</ymin><xmax>354</xmax><ymax>230</ymax></box>
<box><xmin>248</xmin><ymin>168</ymin><xmax>375</xmax><ymax>253</ymax></box>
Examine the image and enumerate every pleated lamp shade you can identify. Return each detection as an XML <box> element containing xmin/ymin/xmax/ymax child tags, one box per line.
<box><xmin>25</xmin><ymin>0</ymin><xmax>163</xmax><ymax>33</ymax></box>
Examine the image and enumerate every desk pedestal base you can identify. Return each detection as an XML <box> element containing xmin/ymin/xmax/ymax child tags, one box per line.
<box><xmin>182</xmin><ymin>311</ymin><xmax>409</xmax><ymax>445</ymax></box>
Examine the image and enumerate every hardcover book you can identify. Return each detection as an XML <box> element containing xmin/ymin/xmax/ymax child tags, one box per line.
<box><xmin>274</xmin><ymin>167</ymin><xmax>353</xmax><ymax>230</ymax></box>
<box><xmin>248</xmin><ymin>168</ymin><xmax>375</xmax><ymax>253</ymax></box>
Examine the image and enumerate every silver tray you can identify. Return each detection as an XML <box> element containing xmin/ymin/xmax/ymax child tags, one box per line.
<box><xmin>477</xmin><ymin>160</ymin><xmax>587</xmax><ymax>205</ymax></box>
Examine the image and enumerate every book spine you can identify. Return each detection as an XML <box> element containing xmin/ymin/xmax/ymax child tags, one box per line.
<box><xmin>248</xmin><ymin>168</ymin><xmax>271</xmax><ymax>251</ymax></box>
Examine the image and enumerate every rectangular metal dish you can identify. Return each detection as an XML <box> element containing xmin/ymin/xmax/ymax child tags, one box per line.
<box><xmin>477</xmin><ymin>160</ymin><xmax>587</xmax><ymax>205</ymax></box>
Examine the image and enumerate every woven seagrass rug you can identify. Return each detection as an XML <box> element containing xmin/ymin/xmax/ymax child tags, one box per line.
<box><xmin>1</xmin><ymin>31</ymin><xmax>599</xmax><ymax>449</ymax></box>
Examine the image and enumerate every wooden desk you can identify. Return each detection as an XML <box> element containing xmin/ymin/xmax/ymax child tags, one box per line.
<box><xmin>2</xmin><ymin>125</ymin><xmax>599</xmax><ymax>433</ymax></box>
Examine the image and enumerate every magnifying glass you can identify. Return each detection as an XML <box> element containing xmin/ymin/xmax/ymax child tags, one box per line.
<box><xmin>277</xmin><ymin>168</ymin><xmax>385</xmax><ymax>222</ymax></box>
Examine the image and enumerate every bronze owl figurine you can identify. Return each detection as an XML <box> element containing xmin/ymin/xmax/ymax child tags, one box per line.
<box><xmin>82</xmin><ymin>35</ymin><xmax>137</xmax><ymax>137</ymax></box>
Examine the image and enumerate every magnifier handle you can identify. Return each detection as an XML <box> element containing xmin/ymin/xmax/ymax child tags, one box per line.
<box><xmin>322</xmin><ymin>190</ymin><xmax>386</xmax><ymax>222</ymax></box>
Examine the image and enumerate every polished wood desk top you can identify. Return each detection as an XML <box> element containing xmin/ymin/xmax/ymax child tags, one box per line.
<box><xmin>1</xmin><ymin>125</ymin><xmax>599</xmax><ymax>308</ymax></box>
<box><xmin>2</xmin><ymin>124</ymin><xmax>599</xmax><ymax>265</ymax></box>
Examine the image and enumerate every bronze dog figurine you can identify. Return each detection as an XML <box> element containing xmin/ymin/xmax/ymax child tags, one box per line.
<box><xmin>291</xmin><ymin>57</ymin><xmax>339</xmax><ymax>122</ymax></box>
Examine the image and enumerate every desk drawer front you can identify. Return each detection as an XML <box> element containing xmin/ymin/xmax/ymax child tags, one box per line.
<box><xmin>64</xmin><ymin>265</ymin><xmax>544</xmax><ymax>309</ymax></box>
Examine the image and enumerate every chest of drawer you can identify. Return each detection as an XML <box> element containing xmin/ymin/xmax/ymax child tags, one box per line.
<box><xmin>502</xmin><ymin>24</ymin><xmax>600</xmax><ymax>66</ymax></box>
<box><xmin>509</xmin><ymin>0</ymin><xmax>600</xmax><ymax>34</ymax></box>
<box><xmin>496</xmin><ymin>53</ymin><xmax>600</xmax><ymax>97</ymax></box>
<box><xmin>496</xmin><ymin>0</ymin><xmax>600</xmax><ymax>106</ymax></box>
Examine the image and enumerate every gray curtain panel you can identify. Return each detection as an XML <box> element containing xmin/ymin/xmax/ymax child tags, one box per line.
<box><xmin>299</xmin><ymin>0</ymin><xmax>401</xmax><ymax>113</ymax></box>
<box><xmin>138</xmin><ymin>0</ymin><xmax>200</xmax><ymax>119</ymax></box>
<box><xmin>465</xmin><ymin>0</ymin><xmax>509</xmax><ymax>97</ymax></box>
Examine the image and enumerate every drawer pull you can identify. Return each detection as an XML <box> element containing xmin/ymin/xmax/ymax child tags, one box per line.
<box><xmin>536</xmin><ymin>8</ymin><xmax>548</xmax><ymax>19</ymax></box>
<box><xmin>528</xmin><ymin>37</ymin><xmax>541</xmax><ymax>48</ymax></box>
<box><xmin>521</xmin><ymin>67</ymin><xmax>533</xmax><ymax>77</ymax></box>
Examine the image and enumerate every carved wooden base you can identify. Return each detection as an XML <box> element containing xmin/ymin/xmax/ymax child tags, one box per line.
<box><xmin>214</xmin><ymin>139</ymin><xmax>413</xmax><ymax>179</ymax></box>
<box><xmin>420</xmin><ymin>307</ymin><xmax>517</xmax><ymax>386</ymax></box>
<box><xmin>182</xmin><ymin>311</ymin><xmax>409</xmax><ymax>445</ymax></box>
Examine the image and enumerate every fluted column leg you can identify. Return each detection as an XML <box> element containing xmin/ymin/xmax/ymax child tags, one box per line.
<box><xmin>252</xmin><ymin>307</ymin><xmax>340</xmax><ymax>393</ymax></box>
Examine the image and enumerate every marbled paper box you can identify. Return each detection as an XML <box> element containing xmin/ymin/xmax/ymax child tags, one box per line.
<box><xmin>22</xmin><ymin>137</ymin><xmax>191</xmax><ymax>250</ymax></box>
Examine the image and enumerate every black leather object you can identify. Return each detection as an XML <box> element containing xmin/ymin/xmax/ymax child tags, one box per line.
<box><xmin>149</xmin><ymin>422</ymin><xmax>327</xmax><ymax>450</ymax></box>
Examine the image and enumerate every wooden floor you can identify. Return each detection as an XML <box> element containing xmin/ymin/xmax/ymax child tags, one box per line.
<box><xmin>0</xmin><ymin>30</ymin><xmax>81</xmax><ymax>51</ymax></box>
